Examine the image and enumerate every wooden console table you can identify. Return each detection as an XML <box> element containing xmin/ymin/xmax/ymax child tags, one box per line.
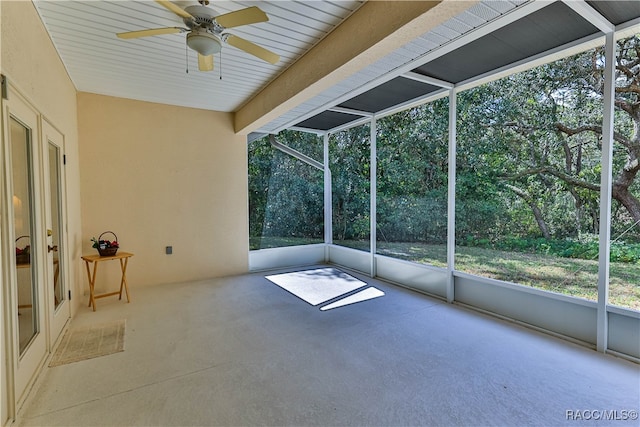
<box><xmin>81</xmin><ymin>252</ymin><xmax>133</xmax><ymax>311</ymax></box>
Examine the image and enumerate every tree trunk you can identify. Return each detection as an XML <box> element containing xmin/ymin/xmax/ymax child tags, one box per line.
<box><xmin>530</xmin><ymin>202</ymin><xmax>552</xmax><ymax>239</ymax></box>
<box><xmin>612</xmin><ymin>184</ymin><xmax>640</xmax><ymax>226</ymax></box>
<box><xmin>504</xmin><ymin>184</ymin><xmax>551</xmax><ymax>239</ymax></box>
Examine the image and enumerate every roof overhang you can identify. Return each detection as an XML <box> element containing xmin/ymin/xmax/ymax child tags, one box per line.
<box><xmin>242</xmin><ymin>0</ymin><xmax>640</xmax><ymax>139</ymax></box>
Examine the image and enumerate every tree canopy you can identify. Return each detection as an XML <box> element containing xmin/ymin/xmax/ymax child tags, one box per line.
<box><xmin>249</xmin><ymin>34</ymin><xmax>640</xmax><ymax>252</ymax></box>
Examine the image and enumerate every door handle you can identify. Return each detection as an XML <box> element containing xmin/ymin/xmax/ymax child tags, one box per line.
<box><xmin>48</xmin><ymin>245</ymin><xmax>58</xmax><ymax>253</ymax></box>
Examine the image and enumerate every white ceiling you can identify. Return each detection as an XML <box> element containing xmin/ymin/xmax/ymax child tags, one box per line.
<box><xmin>36</xmin><ymin>1</ymin><xmax>639</xmax><ymax>137</ymax></box>
<box><xmin>35</xmin><ymin>0</ymin><xmax>538</xmax><ymax>135</ymax></box>
<box><xmin>34</xmin><ymin>0</ymin><xmax>365</xmax><ymax>112</ymax></box>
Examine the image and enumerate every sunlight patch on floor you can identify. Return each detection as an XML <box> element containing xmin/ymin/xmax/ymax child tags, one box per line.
<box><xmin>266</xmin><ymin>267</ymin><xmax>384</xmax><ymax>310</ymax></box>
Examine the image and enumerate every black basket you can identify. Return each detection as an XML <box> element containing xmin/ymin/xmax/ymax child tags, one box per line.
<box><xmin>96</xmin><ymin>231</ymin><xmax>119</xmax><ymax>256</ymax></box>
<box><xmin>16</xmin><ymin>235</ymin><xmax>30</xmax><ymax>264</ymax></box>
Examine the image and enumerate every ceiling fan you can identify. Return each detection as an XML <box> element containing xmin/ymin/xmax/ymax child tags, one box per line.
<box><xmin>116</xmin><ymin>0</ymin><xmax>280</xmax><ymax>72</ymax></box>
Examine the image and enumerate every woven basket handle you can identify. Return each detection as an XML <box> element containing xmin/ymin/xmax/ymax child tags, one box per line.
<box><xmin>15</xmin><ymin>235</ymin><xmax>30</xmax><ymax>246</ymax></box>
<box><xmin>98</xmin><ymin>231</ymin><xmax>118</xmax><ymax>243</ymax></box>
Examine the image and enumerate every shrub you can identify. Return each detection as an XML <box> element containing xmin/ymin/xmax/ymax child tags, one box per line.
<box><xmin>458</xmin><ymin>235</ymin><xmax>640</xmax><ymax>264</ymax></box>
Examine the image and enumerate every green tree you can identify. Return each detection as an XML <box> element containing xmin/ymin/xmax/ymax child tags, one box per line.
<box><xmin>248</xmin><ymin>131</ymin><xmax>324</xmax><ymax>249</ymax></box>
<box><xmin>499</xmin><ymin>35</ymin><xmax>640</xmax><ymax>240</ymax></box>
<box><xmin>377</xmin><ymin>99</ymin><xmax>449</xmax><ymax>243</ymax></box>
<box><xmin>455</xmin><ymin>35</ymin><xmax>640</xmax><ymax>243</ymax></box>
<box><xmin>330</xmin><ymin>125</ymin><xmax>370</xmax><ymax>242</ymax></box>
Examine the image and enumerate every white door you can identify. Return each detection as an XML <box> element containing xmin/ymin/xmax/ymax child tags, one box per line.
<box><xmin>2</xmin><ymin>86</ymin><xmax>48</xmax><ymax>407</ymax></box>
<box><xmin>42</xmin><ymin>119</ymin><xmax>71</xmax><ymax>345</ymax></box>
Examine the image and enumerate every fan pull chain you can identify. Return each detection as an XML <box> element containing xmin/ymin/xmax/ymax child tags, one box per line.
<box><xmin>185</xmin><ymin>43</ymin><xmax>189</xmax><ymax>74</ymax></box>
<box><xmin>219</xmin><ymin>51</ymin><xmax>222</xmax><ymax>80</ymax></box>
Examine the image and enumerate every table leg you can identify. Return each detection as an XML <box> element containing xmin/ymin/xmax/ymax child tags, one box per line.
<box><xmin>119</xmin><ymin>257</ymin><xmax>131</xmax><ymax>303</ymax></box>
<box><xmin>84</xmin><ymin>260</ymin><xmax>99</xmax><ymax>311</ymax></box>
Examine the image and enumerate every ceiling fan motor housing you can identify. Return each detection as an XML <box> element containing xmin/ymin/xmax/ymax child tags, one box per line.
<box><xmin>184</xmin><ymin>5</ymin><xmax>220</xmax><ymax>31</ymax></box>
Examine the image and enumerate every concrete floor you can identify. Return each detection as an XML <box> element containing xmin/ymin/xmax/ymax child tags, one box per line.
<box><xmin>16</xmin><ymin>266</ymin><xmax>640</xmax><ymax>426</ymax></box>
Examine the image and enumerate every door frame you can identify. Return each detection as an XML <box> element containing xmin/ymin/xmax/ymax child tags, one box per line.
<box><xmin>41</xmin><ymin>118</ymin><xmax>71</xmax><ymax>347</ymax></box>
<box><xmin>1</xmin><ymin>80</ymin><xmax>71</xmax><ymax>419</ymax></box>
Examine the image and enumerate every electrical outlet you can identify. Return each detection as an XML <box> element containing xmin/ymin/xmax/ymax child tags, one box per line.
<box><xmin>166</xmin><ymin>246</ymin><xmax>172</xmax><ymax>255</ymax></box>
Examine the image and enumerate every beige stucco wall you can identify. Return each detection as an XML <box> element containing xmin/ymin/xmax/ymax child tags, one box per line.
<box><xmin>1</xmin><ymin>1</ymin><xmax>81</xmax><ymax>423</ymax></box>
<box><xmin>1</xmin><ymin>2</ymin><xmax>248</xmax><ymax>420</ymax></box>
<box><xmin>77</xmin><ymin>93</ymin><xmax>248</xmax><ymax>289</ymax></box>
<box><xmin>1</xmin><ymin>0</ymin><xmax>82</xmax><ymax>304</ymax></box>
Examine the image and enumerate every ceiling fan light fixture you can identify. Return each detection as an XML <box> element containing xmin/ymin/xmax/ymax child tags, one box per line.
<box><xmin>186</xmin><ymin>31</ymin><xmax>221</xmax><ymax>56</ymax></box>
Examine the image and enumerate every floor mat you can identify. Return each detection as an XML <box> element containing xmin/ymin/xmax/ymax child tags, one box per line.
<box><xmin>49</xmin><ymin>319</ymin><xmax>125</xmax><ymax>367</ymax></box>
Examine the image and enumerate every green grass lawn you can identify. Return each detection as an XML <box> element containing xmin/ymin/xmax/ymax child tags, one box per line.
<box><xmin>250</xmin><ymin>236</ymin><xmax>323</xmax><ymax>250</ymax></box>
<box><xmin>252</xmin><ymin>237</ymin><xmax>640</xmax><ymax>310</ymax></box>
<box><xmin>377</xmin><ymin>241</ymin><xmax>640</xmax><ymax>309</ymax></box>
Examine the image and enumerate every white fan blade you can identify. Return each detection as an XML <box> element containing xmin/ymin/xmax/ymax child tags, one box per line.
<box><xmin>117</xmin><ymin>27</ymin><xmax>183</xmax><ymax>39</ymax></box>
<box><xmin>225</xmin><ymin>35</ymin><xmax>279</xmax><ymax>64</ymax></box>
<box><xmin>216</xmin><ymin>6</ymin><xmax>268</xmax><ymax>28</ymax></box>
<box><xmin>155</xmin><ymin>0</ymin><xmax>193</xmax><ymax>19</ymax></box>
<box><xmin>198</xmin><ymin>54</ymin><xmax>214</xmax><ymax>72</ymax></box>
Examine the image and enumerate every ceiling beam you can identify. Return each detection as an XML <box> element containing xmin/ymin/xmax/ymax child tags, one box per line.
<box><xmin>257</xmin><ymin>0</ymin><xmax>549</xmax><ymax>135</ymax></box>
<box><xmin>328</xmin><ymin>106</ymin><xmax>374</xmax><ymax>117</ymax></box>
<box><xmin>402</xmin><ymin>72</ymin><xmax>454</xmax><ymax>89</ymax></box>
<box><xmin>233</xmin><ymin>0</ymin><xmax>479</xmax><ymax>135</ymax></box>
<box><xmin>561</xmin><ymin>0</ymin><xmax>614</xmax><ymax>34</ymax></box>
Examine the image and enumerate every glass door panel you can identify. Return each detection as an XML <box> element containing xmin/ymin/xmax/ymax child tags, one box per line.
<box><xmin>48</xmin><ymin>143</ymin><xmax>64</xmax><ymax>309</ymax></box>
<box><xmin>43</xmin><ymin>119</ymin><xmax>70</xmax><ymax>343</ymax></box>
<box><xmin>4</xmin><ymin>82</ymin><xmax>48</xmax><ymax>414</ymax></box>
<box><xmin>10</xmin><ymin>117</ymin><xmax>38</xmax><ymax>355</ymax></box>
